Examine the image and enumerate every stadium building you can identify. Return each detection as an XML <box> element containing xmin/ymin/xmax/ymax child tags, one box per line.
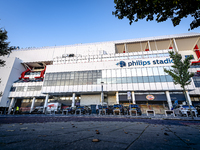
<box><xmin>0</xmin><ymin>33</ymin><xmax>200</xmax><ymax>114</ymax></box>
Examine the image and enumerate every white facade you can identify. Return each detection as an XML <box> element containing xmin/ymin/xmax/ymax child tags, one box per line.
<box><xmin>1</xmin><ymin>33</ymin><xmax>200</xmax><ymax>113</ymax></box>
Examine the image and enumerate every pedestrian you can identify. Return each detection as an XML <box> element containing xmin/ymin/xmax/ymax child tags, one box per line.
<box><xmin>16</xmin><ymin>106</ymin><xmax>19</xmax><ymax>114</ymax></box>
<box><xmin>96</xmin><ymin>104</ymin><xmax>99</xmax><ymax>115</ymax></box>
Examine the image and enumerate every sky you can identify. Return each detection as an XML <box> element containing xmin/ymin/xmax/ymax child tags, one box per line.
<box><xmin>0</xmin><ymin>0</ymin><xmax>200</xmax><ymax>49</ymax></box>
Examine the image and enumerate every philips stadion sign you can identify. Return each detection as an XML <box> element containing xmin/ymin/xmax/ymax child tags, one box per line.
<box><xmin>116</xmin><ymin>58</ymin><xmax>173</xmax><ymax>68</ymax></box>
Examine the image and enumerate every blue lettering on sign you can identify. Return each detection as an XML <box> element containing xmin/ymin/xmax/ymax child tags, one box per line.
<box><xmin>117</xmin><ymin>58</ymin><xmax>173</xmax><ymax>67</ymax></box>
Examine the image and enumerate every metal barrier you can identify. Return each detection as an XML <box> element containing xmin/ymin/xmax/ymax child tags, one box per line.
<box><xmin>62</xmin><ymin>110</ymin><xmax>68</xmax><ymax>115</ymax></box>
<box><xmin>165</xmin><ymin>110</ymin><xmax>175</xmax><ymax>117</ymax></box>
<box><xmin>113</xmin><ymin>109</ymin><xmax>121</xmax><ymax>115</ymax></box>
<box><xmin>146</xmin><ymin>110</ymin><xmax>155</xmax><ymax>116</ymax></box>
<box><xmin>99</xmin><ymin>109</ymin><xmax>106</xmax><ymax>115</ymax></box>
<box><xmin>129</xmin><ymin>110</ymin><xmax>137</xmax><ymax>116</ymax></box>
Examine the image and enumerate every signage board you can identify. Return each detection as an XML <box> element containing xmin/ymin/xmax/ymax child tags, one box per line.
<box><xmin>127</xmin><ymin>92</ymin><xmax>131</xmax><ymax>100</ymax></box>
<box><xmin>146</xmin><ymin>95</ymin><xmax>155</xmax><ymax>100</ymax></box>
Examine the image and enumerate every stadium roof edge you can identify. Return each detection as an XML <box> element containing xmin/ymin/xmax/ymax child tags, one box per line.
<box><xmin>13</xmin><ymin>32</ymin><xmax>200</xmax><ymax>51</ymax></box>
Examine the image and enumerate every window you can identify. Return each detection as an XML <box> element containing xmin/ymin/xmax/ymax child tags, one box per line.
<box><xmin>185</xmin><ymin>55</ymin><xmax>194</xmax><ymax>59</ymax></box>
<box><xmin>193</xmin><ymin>76</ymin><xmax>200</xmax><ymax>87</ymax></box>
<box><xmin>154</xmin><ymin>76</ymin><xmax>161</xmax><ymax>82</ymax></box>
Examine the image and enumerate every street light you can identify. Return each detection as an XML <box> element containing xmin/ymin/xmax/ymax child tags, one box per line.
<box><xmin>101</xmin><ymin>82</ymin><xmax>104</xmax><ymax>106</ymax></box>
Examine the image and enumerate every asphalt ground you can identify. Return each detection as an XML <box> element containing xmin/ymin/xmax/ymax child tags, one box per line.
<box><xmin>1</xmin><ymin>114</ymin><xmax>200</xmax><ymax>150</ymax></box>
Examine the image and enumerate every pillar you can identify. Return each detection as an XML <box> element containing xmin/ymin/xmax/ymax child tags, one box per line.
<box><xmin>173</xmin><ymin>38</ymin><xmax>179</xmax><ymax>52</ymax></box>
<box><xmin>8</xmin><ymin>98</ymin><xmax>16</xmax><ymax>114</ymax></box>
<box><xmin>124</xmin><ymin>43</ymin><xmax>127</xmax><ymax>53</ymax></box>
<box><xmin>116</xmin><ymin>92</ymin><xmax>119</xmax><ymax>104</ymax></box>
<box><xmin>72</xmin><ymin>93</ymin><xmax>75</xmax><ymax>107</ymax></box>
<box><xmin>131</xmin><ymin>91</ymin><xmax>136</xmax><ymax>104</ymax></box>
<box><xmin>185</xmin><ymin>91</ymin><xmax>192</xmax><ymax>105</ymax></box>
<box><xmin>30</xmin><ymin>97</ymin><xmax>36</xmax><ymax>113</ymax></box>
<box><xmin>166</xmin><ymin>91</ymin><xmax>173</xmax><ymax>110</ymax></box>
<box><xmin>43</xmin><ymin>94</ymin><xmax>49</xmax><ymax>113</ymax></box>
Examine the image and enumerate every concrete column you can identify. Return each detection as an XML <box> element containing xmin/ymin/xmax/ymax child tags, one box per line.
<box><xmin>185</xmin><ymin>91</ymin><xmax>192</xmax><ymax>105</ymax></box>
<box><xmin>43</xmin><ymin>94</ymin><xmax>49</xmax><ymax>113</ymax></box>
<box><xmin>166</xmin><ymin>91</ymin><xmax>173</xmax><ymax>110</ymax></box>
<box><xmin>72</xmin><ymin>93</ymin><xmax>75</xmax><ymax>107</ymax></box>
<box><xmin>148</xmin><ymin>41</ymin><xmax>151</xmax><ymax>51</ymax></box>
<box><xmin>30</xmin><ymin>97</ymin><xmax>36</xmax><ymax>113</ymax></box>
<box><xmin>8</xmin><ymin>98</ymin><xmax>16</xmax><ymax>114</ymax></box>
<box><xmin>124</xmin><ymin>43</ymin><xmax>127</xmax><ymax>53</ymax></box>
<box><xmin>173</xmin><ymin>38</ymin><xmax>179</xmax><ymax>52</ymax></box>
<box><xmin>131</xmin><ymin>91</ymin><xmax>136</xmax><ymax>104</ymax></box>
<box><xmin>116</xmin><ymin>92</ymin><xmax>119</xmax><ymax>104</ymax></box>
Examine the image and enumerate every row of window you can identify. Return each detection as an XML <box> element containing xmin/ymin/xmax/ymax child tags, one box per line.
<box><xmin>43</xmin><ymin>75</ymin><xmax>174</xmax><ymax>86</ymax></box>
<box><xmin>14</xmin><ymin>79</ymin><xmax>43</xmax><ymax>83</ymax></box>
<box><xmin>54</xmin><ymin>53</ymin><xmax>171</xmax><ymax>63</ymax></box>
<box><xmin>192</xmin><ymin>77</ymin><xmax>200</xmax><ymax>87</ymax></box>
<box><xmin>10</xmin><ymin>86</ymin><xmax>42</xmax><ymax>92</ymax></box>
<box><xmin>45</xmin><ymin>67</ymin><xmax>172</xmax><ymax>81</ymax></box>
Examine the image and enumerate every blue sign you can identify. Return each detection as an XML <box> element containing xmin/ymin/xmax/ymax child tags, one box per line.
<box><xmin>116</xmin><ymin>61</ymin><xmax>126</xmax><ymax>67</ymax></box>
<box><xmin>117</xmin><ymin>58</ymin><xmax>173</xmax><ymax>67</ymax></box>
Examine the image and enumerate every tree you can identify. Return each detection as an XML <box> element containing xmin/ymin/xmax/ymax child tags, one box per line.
<box><xmin>0</xmin><ymin>28</ymin><xmax>13</xmax><ymax>66</ymax></box>
<box><xmin>113</xmin><ymin>0</ymin><xmax>200</xmax><ymax>30</ymax></box>
<box><xmin>164</xmin><ymin>51</ymin><xmax>195</xmax><ymax>118</ymax></box>
<box><xmin>0</xmin><ymin>27</ymin><xmax>14</xmax><ymax>96</ymax></box>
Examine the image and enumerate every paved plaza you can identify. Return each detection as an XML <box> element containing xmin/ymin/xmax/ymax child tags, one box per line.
<box><xmin>0</xmin><ymin>115</ymin><xmax>200</xmax><ymax>150</ymax></box>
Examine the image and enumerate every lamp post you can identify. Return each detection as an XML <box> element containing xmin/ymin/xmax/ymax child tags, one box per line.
<box><xmin>101</xmin><ymin>82</ymin><xmax>104</xmax><ymax>106</ymax></box>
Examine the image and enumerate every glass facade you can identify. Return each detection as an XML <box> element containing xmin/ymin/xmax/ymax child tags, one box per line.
<box><xmin>193</xmin><ymin>76</ymin><xmax>200</xmax><ymax>87</ymax></box>
<box><xmin>11</xmin><ymin>86</ymin><xmax>42</xmax><ymax>92</ymax></box>
<box><xmin>43</xmin><ymin>66</ymin><xmax>174</xmax><ymax>87</ymax></box>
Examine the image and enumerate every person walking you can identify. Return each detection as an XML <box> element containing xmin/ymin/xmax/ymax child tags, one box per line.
<box><xmin>16</xmin><ymin>106</ymin><xmax>19</xmax><ymax>114</ymax></box>
<box><xmin>96</xmin><ymin>104</ymin><xmax>99</xmax><ymax>115</ymax></box>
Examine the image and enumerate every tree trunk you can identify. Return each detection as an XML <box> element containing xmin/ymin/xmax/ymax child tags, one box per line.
<box><xmin>183</xmin><ymin>87</ymin><xmax>194</xmax><ymax>119</ymax></box>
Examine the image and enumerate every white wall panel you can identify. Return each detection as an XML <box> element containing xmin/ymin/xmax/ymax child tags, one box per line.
<box><xmin>144</xmin><ymin>83</ymin><xmax>150</xmax><ymax>90</ymax></box>
<box><xmin>117</xmin><ymin>84</ymin><xmax>122</xmax><ymax>91</ymax></box>
<box><xmin>78</xmin><ymin>85</ymin><xmax>82</xmax><ymax>92</ymax></box>
<box><xmin>167</xmin><ymin>82</ymin><xmax>175</xmax><ymax>90</ymax></box>
<box><xmin>161</xmin><ymin>82</ymin><xmax>168</xmax><ymax>90</ymax></box>
<box><xmin>103</xmin><ymin>84</ymin><xmax>107</xmax><ymax>91</ymax></box>
<box><xmin>64</xmin><ymin>86</ymin><xmax>69</xmax><ymax>92</ymax></box>
<box><xmin>108</xmin><ymin>95</ymin><xmax>116</xmax><ymax>105</ymax></box>
<box><xmin>29</xmin><ymin>91</ymin><xmax>34</xmax><ymax>96</ymax></box>
<box><xmin>96</xmin><ymin>85</ymin><xmax>101</xmax><ymax>92</ymax></box>
<box><xmin>133</xmin><ymin>83</ymin><xmax>139</xmax><ymax>90</ymax></box>
<box><xmin>149</xmin><ymin>83</ymin><xmax>156</xmax><ymax>90</ymax></box>
<box><xmin>155</xmin><ymin>83</ymin><xmax>162</xmax><ymax>90</ymax></box>
<box><xmin>122</xmin><ymin>84</ymin><xmax>128</xmax><ymax>91</ymax></box>
<box><xmin>26</xmin><ymin>92</ymin><xmax>30</xmax><ymax>97</ymax></box>
<box><xmin>73</xmin><ymin>85</ymin><xmax>78</xmax><ymax>92</ymax></box>
<box><xmin>87</xmin><ymin>85</ymin><xmax>92</xmax><ymax>92</ymax></box>
<box><xmin>80</xmin><ymin>95</ymin><xmax>101</xmax><ymax>106</ymax></box>
<box><xmin>68</xmin><ymin>86</ymin><xmax>73</xmax><ymax>92</ymax></box>
<box><xmin>82</xmin><ymin>85</ymin><xmax>87</xmax><ymax>92</ymax></box>
<box><xmin>138</xmin><ymin>83</ymin><xmax>145</xmax><ymax>91</ymax></box>
<box><xmin>49</xmin><ymin>86</ymin><xmax>54</xmax><ymax>93</ymax></box>
<box><xmin>174</xmin><ymin>84</ymin><xmax>182</xmax><ymax>90</ymax></box>
<box><xmin>59</xmin><ymin>86</ymin><xmax>64</xmax><ymax>92</ymax></box>
<box><xmin>127</xmin><ymin>83</ymin><xmax>133</xmax><ymax>91</ymax></box>
<box><xmin>107</xmin><ymin>84</ymin><xmax>112</xmax><ymax>91</ymax></box>
<box><xmin>55</xmin><ymin>86</ymin><xmax>60</xmax><ymax>93</ymax></box>
<box><xmin>112</xmin><ymin>84</ymin><xmax>117</xmax><ymax>91</ymax></box>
